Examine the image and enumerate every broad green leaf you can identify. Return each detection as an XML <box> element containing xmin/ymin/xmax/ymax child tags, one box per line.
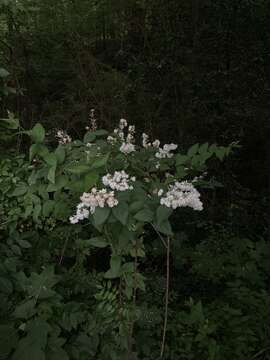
<box><xmin>84</xmin><ymin>172</ymin><xmax>99</xmax><ymax>191</ymax></box>
<box><xmin>48</xmin><ymin>164</ymin><xmax>56</xmax><ymax>183</ymax></box>
<box><xmin>47</xmin><ymin>176</ymin><xmax>68</xmax><ymax>192</ymax></box>
<box><xmin>44</xmin><ymin>153</ymin><xmax>57</xmax><ymax>166</ymax></box>
<box><xmin>0</xmin><ymin>277</ymin><xmax>13</xmax><ymax>294</ymax></box>
<box><xmin>93</xmin><ymin>129</ymin><xmax>108</xmax><ymax>136</ymax></box>
<box><xmin>175</xmin><ymin>154</ymin><xmax>189</xmax><ymax>165</ymax></box>
<box><xmin>0</xmin><ymin>67</ymin><xmax>10</xmax><ymax>78</ymax></box>
<box><xmin>65</xmin><ymin>164</ymin><xmax>90</xmax><ymax>174</ymax></box>
<box><xmin>129</xmin><ymin>201</ymin><xmax>144</xmax><ymax>213</ymax></box>
<box><xmin>156</xmin><ymin>205</ymin><xmax>173</xmax><ymax>224</ymax></box>
<box><xmin>187</xmin><ymin>143</ymin><xmax>199</xmax><ymax>157</ymax></box>
<box><xmin>104</xmin><ymin>255</ymin><xmax>122</xmax><ymax>278</ymax></box>
<box><xmin>156</xmin><ymin>220</ymin><xmax>173</xmax><ymax>236</ymax></box>
<box><xmin>112</xmin><ymin>202</ymin><xmax>129</xmax><ymax>225</ymax></box>
<box><xmin>93</xmin><ymin>207</ymin><xmax>110</xmax><ymax>226</ymax></box>
<box><xmin>43</xmin><ymin>200</ymin><xmax>55</xmax><ymax>216</ymax></box>
<box><xmin>12</xmin><ymin>319</ymin><xmax>50</xmax><ymax>360</ymax></box>
<box><xmin>83</xmin><ymin>132</ymin><xmax>96</xmax><ymax>143</ymax></box>
<box><xmin>16</xmin><ymin>239</ymin><xmax>32</xmax><ymax>248</ymax></box>
<box><xmin>27</xmin><ymin>123</ymin><xmax>45</xmax><ymax>143</ymax></box>
<box><xmin>29</xmin><ymin>143</ymin><xmax>49</xmax><ymax>161</ymax></box>
<box><xmin>91</xmin><ymin>153</ymin><xmax>109</xmax><ymax>169</ymax></box>
<box><xmin>198</xmin><ymin>143</ymin><xmax>209</xmax><ymax>154</ymax></box>
<box><xmin>215</xmin><ymin>147</ymin><xmax>226</xmax><ymax>161</ymax></box>
<box><xmin>0</xmin><ymin>325</ymin><xmax>18</xmax><ymax>359</ymax></box>
<box><xmin>83</xmin><ymin>237</ymin><xmax>108</xmax><ymax>248</ymax></box>
<box><xmin>33</xmin><ymin>203</ymin><xmax>42</xmax><ymax>221</ymax></box>
<box><xmin>55</xmin><ymin>145</ymin><xmax>66</xmax><ymax>164</ymax></box>
<box><xmin>13</xmin><ymin>299</ymin><xmax>36</xmax><ymax>319</ymax></box>
<box><xmin>12</xmin><ymin>184</ymin><xmax>27</xmax><ymax>196</ymax></box>
<box><xmin>134</xmin><ymin>208</ymin><xmax>154</xmax><ymax>222</ymax></box>
<box><xmin>0</xmin><ymin>115</ymin><xmax>19</xmax><ymax>129</ymax></box>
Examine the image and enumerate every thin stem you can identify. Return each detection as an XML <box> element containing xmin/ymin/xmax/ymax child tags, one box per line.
<box><xmin>160</xmin><ymin>237</ymin><xmax>170</xmax><ymax>358</ymax></box>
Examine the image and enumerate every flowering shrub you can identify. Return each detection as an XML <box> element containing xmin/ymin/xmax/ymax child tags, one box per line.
<box><xmin>0</xmin><ymin>115</ymin><xmax>236</xmax><ymax>359</ymax></box>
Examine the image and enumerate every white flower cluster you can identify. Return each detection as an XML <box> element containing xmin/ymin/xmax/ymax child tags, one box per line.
<box><xmin>142</xmin><ymin>133</ymin><xmax>160</xmax><ymax>149</ymax></box>
<box><xmin>119</xmin><ymin>142</ymin><xmax>135</xmax><ymax>154</ymax></box>
<box><xmin>155</xmin><ymin>143</ymin><xmax>178</xmax><ymax>159</ymax></box>
<box><xmin>102</xmin><ymin>171</ymin><xmax>136</xmax><ymax>191</ymax></box>
<box><xmin>56</xmin><ymin>129</ymin><xmax>72</xmax><ymax>144</ymax></box>
<box><xmin>160</xmin><ymin>181</ymin><xmax>203</xmax><ymax>211</ymax></box>
<box><xmin>85</xmin><ymin>108</ymin><xmax>97</xmax><ymax>131</ymax></box>
<box><xmin>109</xmin><ymin>119</ymin><xmax>136</xmax><ymax>154</ymax></box>
<box><xmin>69</xmin><ymin>188</ymin><xmax>118</xmax><ymax>224</ymax></box>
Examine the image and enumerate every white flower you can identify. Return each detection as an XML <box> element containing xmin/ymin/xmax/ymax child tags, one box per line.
<box><xmin>158</xmin><ymin>189</ymin><xmax>164</xmax><ymax>197</ymax></box>
<box><xmin>128</xmin><ymin>125</ymin><xmax>135</xmax><ymax>133</ymax></box>
<box><xmin>142</xmin><ymin>133</ymin><xmax>151</xmax><ymax>148</ymax></box>
<box><xmin>155</xmin><ymin>143</ymin><xmax>178</xmax><ymax>159</ymax></box>
<box><xmin>70</xmin><ymin>188</ymin><xmax>119</xmax><ymax>224</ymax></box>
<box><xmin>160</xmin><ymin>181</ymin><xmax>203</xmax><ymax>211</ymax></box>
<box><xmin>56</xmin><ymin>129</ymin><xmax>72</xmax><ymax>144</ymax></box>
<box><xmin>102</xmin><ymin>171</ymin><xmax>135</xmax><ymax>191</ymax></box>
<box><xmin>152</xmin><ymin>139</ymin><xmax>160</xmax><ymax>148</ymax></box>
<box><xmin>107</xmin><ymin>135</ymin><xmax>117</xmax><ymax>144</ymax></box>
<box><xmin>119</xmin><ymin>118</ymin><xmax>128</xmax><ymax>130</ymax></box>
<box><xmin>120</xmin><ymin>142</ymin><xmax>136</xmax><ymax>154</ymax></box>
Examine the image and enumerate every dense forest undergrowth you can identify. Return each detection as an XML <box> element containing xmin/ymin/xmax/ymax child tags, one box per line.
<box><xmin>0</xmin><ymin>1</ymin><xmax>270</xmax><ymax>359</ymax></box>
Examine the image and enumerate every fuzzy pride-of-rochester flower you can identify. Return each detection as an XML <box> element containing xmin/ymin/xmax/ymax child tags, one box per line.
<box><xmin>56</xmin><ymin>129</ymin><xmax>72</xmax><ymax>145</ymax></box>
<box><xmin>69</xmin><ymin>188</ymin><xmax>119</xmax><ymax>224</ymax></box>
<box><xmin>70</xmin><ymin>171</ymin><xmax>135</xmax><ymax>224</ymax></box>
<box><xmin>102</xmin><ymin>170</ymin><xmax>136</xmax><ymax>191</ymax></box>
<box><xmin>159</xmin><ymin>181</ymin><xmax>203</xmax><ymax>211</ymax></box>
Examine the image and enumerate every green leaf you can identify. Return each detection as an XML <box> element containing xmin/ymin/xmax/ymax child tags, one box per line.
<box><xmin>129</xmin><ymin>201</ymin><xmax>144</xmax><ymax>213</ymax></box>
<box><xmin>0</xmin><ymin>115</ymin><xmax>19</xmax><ymax>129</ymax></box>
<box><xmin>91</xmin><ymin>153</ymin><xmax>109</xmax><ymax>169</ymax></box>
<box><xmin>198</xmin><ymin>143</ymin><xmax>209</xmax><ymax>154</ymax></box>
<box><xmin>47</xmin><ymin>176</ymin><xmax>68</xmax><ymax>192</ymax></box>
<box><xmin>65</xmin><ymin>164</ymin><xmax>90</xmax><ymax>174</ymax></box>
<box><xmin>43</xmin><ymin>200</ymin><xmax>55</xmax><ymax>217</ymax></box>
<box><xmin>134</xmin><ymin>208</ymin><xmax>154</xmax><ymax>222</ymax></box>
<box><xmin>27</xmin><ymin>123</ymin><xmax>45</xmax><ymax>143</ymax></box>
<box><xmin>156</xmin><ymin>205</ymin><xmax>173</xmax><ymax>224</ymax></box>
<box><xmin>156</xmin><ymin>220</ymin><xmax>173</xmax><ymax>236</ymax></box>
<box><xmin>12</xmin><ymin>319</ymin><xmax>50</xmax><ymax>360</ymax></box>
<box><xmin>187</xmin><ymin>143</ymin><xmax>199</xmax><ymax>157</ymax></box>
<box><xmin>29</xmin><ymin>144</ymin><xmax>49</xmax><ymax>161</ymax></box>
<box><xmin>215</xmin><ymin>147</ymin><xmax>226</xmax><ymax>161</ymax></box>
<box><xmin>0</xmin><ymin>277</ymin><xmax>13</xmax><ymax>294</ymax></box>
<box><xmin>93</xmin><ymin>129</ymin><xmax>108</xmax><ymax>136</ymax></box>
<box><xmin>84</xmin><ymin>172</ymin><xmax>99</xmax><ymax>191</ymax></box>
<box><xmin>175</xmin><ymin>154</ymin><xmax>189</xmax><ymax>165</ymax></box>
<box><xmin>104</xmin><ymin>255</ymin><xmax>122</xmax><ymax>279</ymax></box>
<box><xmin>14</xmin><ymin>299</ymin><xmax>37</xmax><ymax>320</ymax></box>
<box><xmin>55</xmin><ymin>145</ymin><xmax>66</xmax><ymax>164</ymax></box>
<box><xmin>83</xmin><ymin>237</ymin><xmax>108</xmax><ymax>248</ymax></box>
<box><xmin>48</xmin><ymin>164</ymin><xmax>56</xmax><ymax>183</ymax></box>
<box><xmin>83</xmin><ymin>132</ymin><xmax>96</xmax><ymax>143</ymax></box>
<box><xmin>0</xmin><ymin>67</ymin><xmax>10</xmax><ymax>78</ymax></box>
<box><xmin>33</xmin><ymin>203</ymin><xmax>42</xmax><ymax>221</ymax></box>
<box><xmin>44</xmin><ymin>153</ymin><xmax>57</xmax><ymax>166</ymax></box>
<box><xmin>12</xmin><ymin>184</ymin><xmax>27</xmax><ymax>196</ymax></box>
<box><xmin>93</xmin><ymin>207</ymin><xmax>110</xmax><ymax>226</ymax></box>
<box><xmin>16</xmin><ymin>239</ymin><xmax>32</xmax><ymax>249</ymax></box>
<box><xmin>112</xmin><ymin>202</ymin><xmax>129</xmax><ymax>225</ymax></box>
<box><xmin>0</xmin><ymin>325</ymin><xmax>18</xmax><ymax>359</ymax></box>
